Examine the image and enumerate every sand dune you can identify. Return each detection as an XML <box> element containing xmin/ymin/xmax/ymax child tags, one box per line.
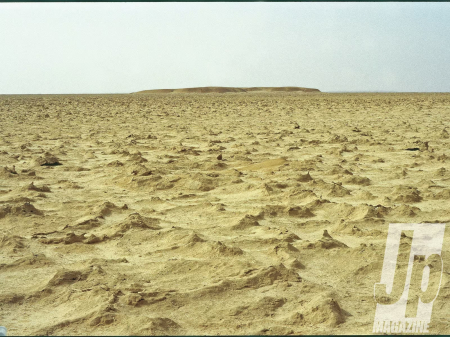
<box><xmin>1</xmin><ymin>91</ymin><xmax>450</xmax><ymax>335</ymax></box>
<box><xmin>133</xmin><ymin>86</ymin><xmax>321</xmax><ymax>94</ymax></box>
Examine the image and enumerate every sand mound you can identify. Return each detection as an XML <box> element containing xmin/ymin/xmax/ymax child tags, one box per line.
<box><xmin>39</xmin><ymin>232</ymin><xmax>101</xmax><ymax>245</ymax></box>
<box><xmin>284</xmin><ymin>188</ymin><xmax>318</xmax><ymax>203</ymax></box>
<box><xmin>199</xmin><ymin>264</ymin><xmax>301</xmax><ymax>294</ymax></box>
<box><xmin>327</xmin><ymin>165</ymin><xmax>353</xmax><ymax>175</ymax></box>
<box><xmin>239</xmin><ymin>158</ymin><xmax>288</xmax><ymax>171</ymax></box>
<box><xmin>122</xmin><ymin>316</ymin><xmax>183</xmax><ymax>336</ymax></box>
<box><xmin>182</xmin><ymin>173</ymin><xmax>218</xmax><ymax>191</ymax></box>
<box><xmin>389</xmin><ymin>204</ymin><xmax>421</xmax><ymax>217</ymax></box>
<box><xmin>334</xmin><ymin>222</ymin><xmax>365</xmax><ymax>236</ymax></box>
<box><xmin>431</xmin><ymin>188</ymin><xmax>450</xmax><ymax>200</ymax></box>
<box><xmin>0</xmin><ymin>253</ymin><xmax>53</xmax><ymax>270</ymax></box>
<box><xmin>0</xmin><ymin>202</ymin><xmax>43</xmax><ymax>218</ymax></box>
<box><xmin>0</xmin><ymin>165</ymin><xmax>17</xmax><ymax>178</ymax></box>
<box><xmin>20</xmin><ymin>182</ymin><xmax>51</xmax><ymax>193</ymax></box>
<box><xmin>261</xmin><ymin>204</ymin><xmax>314</xmax><ymax>218</ymax></box>
<box><xmin>348</xmin><ymin>204</ymin><xmax>389</xmax><ymax>221</ymax></box>
<box><xmin>272</xmin><ymin>242</ymin><xmax>305</xmax><ymax>269</ymax></box>
<box><xmin>328</xmin><ymin>134</ymin><xmax>348</xmax><ymax>144</ymax></box>
<box><xmin>308</xmin><ymin>230</ymin><xmax>348</xmax><ymax>249</ymax></box>
<box><xmin>115</xmin><ymin>174</ymin><xmax>163</xmax><ymax>190</ymax></box>
<box><xmin>46</xmin><ymin>268</ymin><xmax>92</xmax><ymax>287</ymax></box>
<box><xmin>107</xmin><ymin>160</ymin><xmax>124</xmax><ymax>167</ymax></box>
<box><xmin>352</xmin><ymin>190</ymin><xmax>376</xmax><ymax>200</ymax></box>
<box><xmin>178</xmin><ymin>240</ymin><xmax>244</xmax><ymax>258</ymax></box>
<box><xmin>112</xmin><ymin>213</ymin><xmax>162</xmax><ymax>236</ymax></box>
<box><xmin>0</xmin><ymin>234</ymin><xmax>26</xmax><ymax>253</ymax></box>
<box><xmin>391</xmin><ymin>185</ymin><xmax>422</xmax><ymax>203</ymax></box>
<box><xmin>33</xmin><ymin>152</ymin><xmax>61</xmax><ymax>166</ymax></box>
<box><xmin>126</xmin><ymin>163</ymin><xmax>152</xmax><ymax>176</ymax></box>
<box><xmin>294</xmin><ymin>171</ymin><xmax>314</xmax><ymax>182</ymax></box>
<box><xmin>302</xmin><ymin>295</ymin><xmax>347</xmax><ymax>327</ymax></box>
<box><xmin>229</xmin><ymin>296</ymin><xmax>286</xmax><ymax>318</ymax></box>
<box><xmin>417</xmin><ymin>179</ymin><xmax>439</xmax><ymax>189</ymax></box>
<box><xmin>334</xmin><ymin>220</ymin><xmax>384</xmax><ymax>237</ymax></box>
<box><xmin>231</xmin><ymin>215</ymin><xmax>261</xmax><ymax>230</ymax></box>
<box><xmin>87</xmin><ymin>201</ymin><xmax>128</xmax><ymax>218</ymax></box>
<box><xmin>433</xmin><ymin>167</ymin><xmax>449</xmax><ymax>178</ymax></box>
<box><xmin>285</xmin><ymin>205</ymin><xmax>315</xmax><ymax>218</ymax></box>
<box><xmin>68</xmin><ymin>216</ymin><xmax>104</xmax><ymax>230</ymax></box>
<box><xmin>327</xmin><ymin>183</ymin><xmax>351</xmax><ymax>197</ymax></box>
<box><xmin>342</xmin><ymin>175</ymin><xmax>371</xmax><ymax>186</ymax></box>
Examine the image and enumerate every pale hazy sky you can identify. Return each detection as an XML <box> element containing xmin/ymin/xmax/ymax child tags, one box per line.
<box><xmin>1</xmin><ymin>2</ymin><xmax>449</xmax><ymax>94</ymax></box>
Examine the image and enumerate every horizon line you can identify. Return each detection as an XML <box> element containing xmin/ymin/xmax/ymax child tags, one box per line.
<box><xmin>2</xmin><ymin>91</ymin><xmax>450</xmax><ymax>95</ymax></box>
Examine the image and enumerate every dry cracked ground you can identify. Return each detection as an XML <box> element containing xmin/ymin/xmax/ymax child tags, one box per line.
<box><xmin>1</xmin><ymin>92</ymin><xmax>450</xmax><ymax>335</ymax></box>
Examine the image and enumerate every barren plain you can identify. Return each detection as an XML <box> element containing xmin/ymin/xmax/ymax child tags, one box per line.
<box><xmin>1</xmin><ymin>91</ymin><xmax>450</xmax><ymax>335</ymax></box>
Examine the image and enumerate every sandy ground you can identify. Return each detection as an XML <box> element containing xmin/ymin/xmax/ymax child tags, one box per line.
<box><xmin>1</xmin><ymin>91</ymin><xmax>450</xmax><ymax>335</ymax></box>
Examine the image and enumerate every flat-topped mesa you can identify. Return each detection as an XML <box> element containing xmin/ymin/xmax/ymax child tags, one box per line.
<box><xmin>132</xmin><ymin>86</ymin><xmax>321</xmax><ymax>94</ymax></box>
<box><xmin>243</xmin><ymin>86</ymin><xmax>320</xmax><ymax>93</ymax></box>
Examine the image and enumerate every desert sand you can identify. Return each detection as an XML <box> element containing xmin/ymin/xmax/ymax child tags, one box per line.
<box><xmin>1</xmin><ymin>89</ymin><xmax>450</xmax><ymax>335</ymax></box>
